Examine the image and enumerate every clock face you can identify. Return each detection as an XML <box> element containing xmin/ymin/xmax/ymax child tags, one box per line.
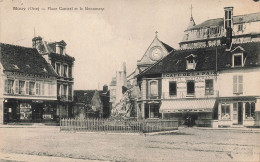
<box><xmin>150</xmin><ymin>47</ymin><xmax>163</xmax><ymax>61</ymax></box>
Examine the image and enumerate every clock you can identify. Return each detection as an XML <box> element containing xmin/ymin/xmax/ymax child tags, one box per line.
<box><xmin>150</xmin><ymin>46</ymin><xmax>163</xmax><ymax>61</ymax></box>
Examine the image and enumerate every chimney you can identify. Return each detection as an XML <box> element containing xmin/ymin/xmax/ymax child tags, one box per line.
<box><xmin>103</xmin><ymin>84</ymin><xmax>108</xmax><ymax>93</ymax></box>
<box><xmin>224</xmin><ymin>7</ymin><xmax>233</xmax><ymax>49</ymax></box>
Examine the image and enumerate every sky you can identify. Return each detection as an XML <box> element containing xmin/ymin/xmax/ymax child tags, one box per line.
<box><xmin>0</xmin><ymin>0</ymin><xmax>259</xmax><ymax>90</ymax></box>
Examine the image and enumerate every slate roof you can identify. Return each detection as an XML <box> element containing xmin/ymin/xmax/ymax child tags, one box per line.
<box><xmin>161</xmin><ymin>41</ymin><xmax>175</xmax><ymax>53</ymax></box>
<box><xmin>188</xmin><ymin>12</ymin><xmax>260</xmax><ymax>30</ymax></box>
<box><xmin>138</xmin><ymin>42</ymin><xmax>260</xmax><ymax>76</ymax></box>
<box><xmin>0</xmin><ymin>43</ymin><xmax>57</xmax><ymax>77</ymax></box>
<box><xmin>74</xmin><ymin>90</ymin><xmax>96</xmax><ymax>104</ymax></box>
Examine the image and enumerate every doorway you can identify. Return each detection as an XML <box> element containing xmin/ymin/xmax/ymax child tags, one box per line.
<box><xmin>238</xmin><ymin>102</ymin><xmax>243</xmax><ymax>125</ymax></box>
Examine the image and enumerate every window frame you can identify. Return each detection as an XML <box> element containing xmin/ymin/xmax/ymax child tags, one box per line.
<box><xmin>55</xmin><ymin>62</ymin><xmax>61</xmax><ymax>76</ymax></box>
<box><xmin>169</xmin><ymin>81</ymin><xmax>177</xmax><ymax>96</ymax></box>
<box><xmin>232</xmin><ymin>53</ymin><xmax>244</xmax><ymax>67</ymax></box>
<box><xmin>148</xmin><ymin>80</ymin><xmax>158</xmax><ymax>98</ymax></box>
<box><xmin>187</xmin><ymin>80</ymin><xmax>195</xmax><ymax>95</ymax></box>
<box><xmin>205</xmin><ymin>79</ymin><xmax>214</xmax><ymax>95</ymax></box>
<box><xmin>221</xmin><ymin>103</ymin><xmax>231</xmax><ymax>120</ymax></box>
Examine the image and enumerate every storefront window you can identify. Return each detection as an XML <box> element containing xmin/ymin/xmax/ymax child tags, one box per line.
<box><xmin>20</xmin><ymin>103</ymin><xmax>32</xmax><ymax>120</ymax></box>
<box><xmin>245</xmin><ymin>102</ymin><xmax>255</xmax><ymax>119</ymax></box>
<box><xmin>43</xmin><ymin>105</ymin><xmax>55</xmax><ymax>120</ymax></box>
<box><xmin>221</xmin><ymin>103</ymin><xmax>230</xmax><ymax>120</ymax></box>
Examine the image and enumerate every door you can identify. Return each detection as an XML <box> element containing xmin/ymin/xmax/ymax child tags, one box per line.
<box><xmin>238</xmin><ymin>102</ymin><xmax>243</xmax><ymax>124</ymax></box>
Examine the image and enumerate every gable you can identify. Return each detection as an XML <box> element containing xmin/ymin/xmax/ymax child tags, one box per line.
<box><xmin>137</xmin><ymin>36</ymin><xmax>172</xmax><ymax>67</ymax></box>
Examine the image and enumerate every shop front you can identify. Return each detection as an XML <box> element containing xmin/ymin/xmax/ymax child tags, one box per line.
<box><xmin>218</xmin><ymin>97</ymin><xmax>257</xmax><ymax>127</ymax></box>
<box><xmin>3</xmin><ymin>99</ymin><xmax>57</xmax><ymax>123</ymax></box>
<box><xmin>160</xmin><ymin>99</ymin><xmax>217</xmax><ymax>126</ymax></box>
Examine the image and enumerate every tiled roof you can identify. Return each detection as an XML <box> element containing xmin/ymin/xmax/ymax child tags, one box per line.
<box><xmin>0</xmin><ymin>43</ymin><xmax>57</xmax><ymax>77</ymax></box>
<box><xmin>138</xmin><ymin>42</ymin><xmax>260</xmax><ymax>76</ymax></box>
<box><xmin>188</xmin><ymin>12</ymin><xmax>260</xmax><ymax>30</ymax></box>
<box><xmin>161</xmin><ymin>41</ymin><xmax>175</xmax><ymax>53</ymax></box>
<box><xmin>74</xmin><ymin>90</ymin><xmax>96</xmax><ymax>104</ymax></box>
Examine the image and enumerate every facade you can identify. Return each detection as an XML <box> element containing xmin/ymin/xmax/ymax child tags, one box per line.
<box><xmin>0</xmin><ymin>43</ymin><xmax>58</xmax><ymax>124</ymax></box>
<box><xmin>179</xmin><ymin>7</ymin><xmax>260</xmax><ymax>49</ymax></box>
<box><xmin>137</xmin><ymin>42</ymin><xmax>260</xmax><ymax>127</ymax></box>
<box><xmin>32</xmin><ymin>36</ymin><xmax>75</xmax><ymax>119</ymax></box>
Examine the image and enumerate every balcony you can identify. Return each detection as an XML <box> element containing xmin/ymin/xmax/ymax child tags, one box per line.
<box><xmin>162</xmin><ymin>90</ymin><xmax>219</xmax><ymax>99</ymax></box>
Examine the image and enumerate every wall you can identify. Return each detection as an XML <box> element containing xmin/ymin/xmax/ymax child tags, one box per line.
<box><xmin>162</xmin><ymin>71</ymin><xmax>218</xmax><ymax>99</ymax></box>
<box><xmin>218</xmin><ymin>68</ymin><xmax>260</xmax><ymax>97</ymax></box>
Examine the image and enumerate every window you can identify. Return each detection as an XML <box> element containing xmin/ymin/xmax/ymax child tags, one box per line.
<box><xmin>19</xmin><ymin>81</ymin><xmax>25</xmax><ymax>94</ymax></box>
<box><xmin>233</xmin><ymin>53</ymin><xmax>243</xmax><ymax>67</ymax></box>
<box><xmin>245</xmin><ymin>102</ymin><xmax>255</xmax><ymax>119</ymax></box>
<box><xmin>205</xmin><ymin>79</ymin><xmax>214</xmax><ymax>95</ymax></box>
<box><xmin>238</xmin><ymin>24</ymin><xmax>243</xmax><ymax>31</ymax></box>
<box><xmin>36</xmin><ymin>82</ymin><xmax>41</xmax><ymax>95</ymax></box>
<box><xmin>169</xmin><ymin>81</ymin><xmax>177</xmax><ymax>96</ymax></box>
<box><xmin>186</xmin><ymin>54</ymin><xmax>197</xmax><ymax>70</ymax></box>
<box><xmin>68</xmin><ymin>65</ymin><xmax>72</xmax><ymax>78</ymax></box>
<box><xmin>29</xmin><ymin>82</ymin><xmax>35</xmax><ymax>95</ymax></box>
<box><xmin>5</xmin><ymin>79</ymin><xmax>14</xmax><ymax>94</ymax></box>
<box><xmin>60</xmin><ymin>47</ymin><xmax>64</xmax><ymax>55</ymax></box>
<box><xmin>63</xmin><ymin>85</ymin><xmax>67</xmax><ymax>96</ymax></box>
<box><xmin>56</xmin><ymin>63</ymin><xmax>61</xmax><ymax>75</ymax></box>
<box><xmin>233</xmin><ymin>75</ymin><xmax>243</xmax><ymax>94</ymax></box>
<box><xmin>57</xmin><ymin>84</ymin><xmax>60</xmax><ymax>96</ymax></box>
<box><xmin>187</xmin><ymin>81</ymin><xmax>195</xmax><ymax>95</ymax></box>
<box><xmin>63</xmin><ymin>64</ymin><xmax>68</xmax><ymax>77</ymax></box>
<box><xmin>221</xmin><ymin>103</ymin><xmax>230</xmax><ymax>119</ymax></box>
<box><xmin>149</xmin><ymin>80</ymin><xmax>158</xmax><ymax>98</ymax></box>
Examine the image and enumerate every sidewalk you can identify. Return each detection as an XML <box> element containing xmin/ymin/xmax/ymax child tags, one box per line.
<box><xmin>0</xmin><ymin>152</ymin><xmax>107</xmax><ymax>162</ymax></box>
<box><xmin>190</xmin><ymin>126</ymin><xmax>260</xmax><ymax>133</ymax></box>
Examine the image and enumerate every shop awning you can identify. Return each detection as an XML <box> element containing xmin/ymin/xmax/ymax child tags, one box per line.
<box><xmin>160</xmin><ymin>99</ymin><xmax>216</xmax><ymax>113</ymax></box>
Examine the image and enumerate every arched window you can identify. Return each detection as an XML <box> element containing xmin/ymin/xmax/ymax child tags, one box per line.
<box><xmin>150</xmin><ymin>81</ymin><xmax>158</xmax><ymax>96</ymax></box>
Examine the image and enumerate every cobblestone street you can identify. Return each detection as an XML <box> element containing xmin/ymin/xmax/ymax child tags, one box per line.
<box><xmin>0</xmin><ymin>126</ymin><xmax>259</xmax><ymax>161</ymax></box>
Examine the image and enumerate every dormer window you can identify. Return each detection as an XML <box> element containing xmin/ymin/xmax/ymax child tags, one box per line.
<box><xmin>185</xmin><ymin>54</ymin><xmax>197</xmax><ymax>70</ymax></box>
<box><xmin>232</xmin><ymin>53</ymin><xmax>244</xmax><ymax>67</ymax></box>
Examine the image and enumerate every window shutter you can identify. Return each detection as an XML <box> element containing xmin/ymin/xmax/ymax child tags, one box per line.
<box><xmin>61</xmin><ymin>65</ymin><xmax>64</xmax><ymax>77</ymax></box>
<box><xmin>15</xmin><ymin>80</ymin><xmax>19</xmax><ymax>94</ymax></box>
<box><xmin>238</xmin><ymin>75</ymin><xmax>243</xmax><ymax>93</ymax></box>
<box><xmin>4</xmin><ymin>80</ymin><xmax>8</xmax><ymax>93</ymax></box>
<box><xmin>42</xmin><ymin>83</ymin><xmax>45</xmax><ymax>95</ymax></box>
<box><xmin>233</xmin><ymin>75</ymin><xmax>237</xmax><ymax>93</ymax></box>
<box><xmin>25</xmin><ymin>81</ymin><xmax>29</xmax><ymax>95</ymax></box>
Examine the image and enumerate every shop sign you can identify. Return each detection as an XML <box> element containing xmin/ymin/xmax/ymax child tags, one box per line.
<box><xmin>163</xmin><ymin>71</ymin><xmax>218</xmax><ymax>78</ymax></box>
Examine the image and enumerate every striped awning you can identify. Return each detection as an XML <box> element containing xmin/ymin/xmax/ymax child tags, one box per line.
<box><xmin>160</xmin><ymin>99</ymin><xmax>216</xmax><ymax>113</ymax></box>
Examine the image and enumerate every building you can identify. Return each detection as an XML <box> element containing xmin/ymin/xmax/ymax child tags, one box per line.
<box><xmin>136</xmin><ymin>7</ymin><xmax>260</xmax><ymax>127</ymax></box>
<box><xmin>0</xmin><ymin>43</ymin><xmax>58</xmax><ymax>124</ymax></box>
<box><xmin>137</xmin><ymin>41</ymin><xmax>260</xmax><ymax>127</ymax></box>
<box><xmin>32</xmin><ymin>36</ymin><xmax>75</xmax><ymax>119</ymax></box>
<box><xmin>179</xmin><ymin>7</ymin><xmax>260</xmax><ymax>49</ymax></box>
<box><xmin>73</xmin><ymin>90</ymin><xmax>103</xmax><ymax>119</ymax></box>
<box><xmin>109</xmin><ymin>62</ymin><xmax>127</xmax><ymax>108</ymax></box>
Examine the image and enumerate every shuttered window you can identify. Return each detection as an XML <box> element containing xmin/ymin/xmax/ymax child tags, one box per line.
<box><xmin>233</xmin><ymin>75</ymin><xmax>243</xmax><ymax>94</ymax></box>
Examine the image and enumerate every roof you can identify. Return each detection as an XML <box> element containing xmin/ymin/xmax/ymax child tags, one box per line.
<box><xmin>160</xmin><ymin>41</ymin><xmax>174</xmax><ymax>53</ymax></box>
<box><xmin>188</xmin><ymin>12</ymin><xmax>260</xmax><ymax>30</ymax></box>
<box><xmin>74</xmin><ymin>90</ymin><xmax>96</xmax><ymax>104</ymax></box>
<box><xmin>138</xmin><ymin>42</ymin><xmax>260</xmax><ymax>76</ymax></box>
<box><xmin>0</xmin><ymin>43</ymin><xmax>57</xmax><ymax>77</ymax></box>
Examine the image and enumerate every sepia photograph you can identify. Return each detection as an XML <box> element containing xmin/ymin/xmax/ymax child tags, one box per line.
<box><xmin>0</xmin><ymin>0</ymin><xmax>260</xmax><ymax>161</ymax></box>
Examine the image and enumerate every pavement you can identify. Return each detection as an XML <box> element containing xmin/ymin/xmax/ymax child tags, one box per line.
<box><xmin>0</xmin><ymin>152</ymin><xmax>108</xmax><ymax>162</ymax></box>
